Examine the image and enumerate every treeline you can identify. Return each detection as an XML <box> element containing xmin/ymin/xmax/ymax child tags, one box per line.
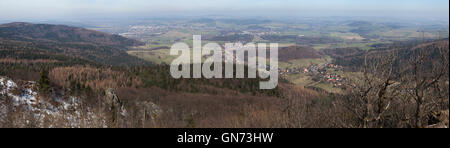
<box><xmin>0</xmin><ymin>38</ymin><xmax>144</xmax><ymax>66</ymax></box>
<box><xmin>43</xmin><ymin>63</ymin><xmax>282</xmax><ymax>98</ymax></box>
<box><xmin>329</xmin><ymin>40</ymin><xmax>450</xmax><ymax>72</ymax></box>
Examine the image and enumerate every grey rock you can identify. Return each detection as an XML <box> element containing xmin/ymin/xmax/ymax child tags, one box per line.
<box><xmin>135</xmin><ymin>101</ymin><xmax>162</xmax><ymax>120</ymax></box>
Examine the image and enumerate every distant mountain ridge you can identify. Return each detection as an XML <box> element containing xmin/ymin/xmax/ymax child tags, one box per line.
<box><xmin>0</xmin><ymin>22</ymin><xmax>144</xmax><ymax>47</ymax></box>
<box><xmin>0</xmin><ymin>22</ymin><xmax>147</xmax><ymax>66</ymax></box>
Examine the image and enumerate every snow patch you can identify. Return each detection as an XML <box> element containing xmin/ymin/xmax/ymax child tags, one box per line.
<box><xmin>1</xmin><ymin>76</ymin><xmax>107</xmax><ymax>128</ymax></box>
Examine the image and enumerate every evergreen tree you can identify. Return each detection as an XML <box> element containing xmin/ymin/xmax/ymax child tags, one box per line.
<box><xmin>38</xmin><ymin>68</ymin><xmax>51</xmax><ymax>93</ymax></box>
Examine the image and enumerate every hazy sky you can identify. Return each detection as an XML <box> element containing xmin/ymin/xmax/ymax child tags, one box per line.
<box><xmin>1</xmin><ymin>0</ymin><xmax>449</xmax><ymax>20</ymax></box>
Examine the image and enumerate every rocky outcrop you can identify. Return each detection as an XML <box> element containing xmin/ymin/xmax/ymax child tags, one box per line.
<box><xmin>1</xmin><ymin>76</ymin><xmax>107</xmax><ymax>128</ymax></box>
<box><xmin>1</xmin><ymin>77</ymin><xmax>163</xmax><ymax>128</ymax></box>
<box><xmin>1</xmin><ymin>76</ymin><xmax>38</xmax><ymax>105</ymax></box>
<box><xmin>135</xmin><ymin>101</ymin><xmax>163</xmax><ymax>121</ymax></box>
<box><xmin>104</xmin><ymin>88</ymin><xmax>163</xmax><ymax>124</ymax></box>
<box><xmin>105</xmin><ymin>88</ymin><xmax>121</xmax><ymax>108</ymax></box>
<box><xmin>105</xmin><ymin>88</ymin><xmax>127</xmax><ymax>117</ymax></box>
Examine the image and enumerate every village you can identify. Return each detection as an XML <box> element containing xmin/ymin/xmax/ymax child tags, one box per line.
<box><xmin>279</xmin><ymin>63</ymin><xmax>349</xmax><ymax>89</ymax></box>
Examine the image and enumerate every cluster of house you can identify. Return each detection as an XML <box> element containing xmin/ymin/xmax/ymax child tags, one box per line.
<box><xmin>322</xmin><ymin>73</ymin><xmax>345</xmax><ymax>88</ymax></box>
<box><xmin>278</xmin><ymin>63</ymin><xmax>323</xmax><ymax>75</ymax></box>
<box><xmin>317</xmin><ymin>64</ymin><xmax>346</xmax><ymax>88</ymax></box>
<box><xmin>326</xmin><ymin>64</ymin><xmax>343</xmax><ymax>70</ymax></box>
<box><xmin>279</xmin><ymin>63</ymin><xmax>347</xmax><ymax>88</ymax></box>
<box><xmin>241</xmin><ymin>31</ymin><xmax>282</xmax><ymax>36</ymax></box>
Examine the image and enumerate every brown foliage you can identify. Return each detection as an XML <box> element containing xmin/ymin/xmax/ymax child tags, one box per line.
<box><xmin>49</xmin><ymin>66</ymin><xmax>142</xmax><ymax>92</ymax></box>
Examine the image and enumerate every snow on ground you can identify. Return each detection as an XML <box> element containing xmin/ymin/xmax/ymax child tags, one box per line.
<box><xmin>0</xmin><ymin>76</ymin><xmax>107</xmax><ymax>128</ymax></box>
<box><xmin>1</xmin><ymin>77</ymin><xmax>16</xmax><ymax>95</ymax></box>
<box><xmin>1</xmin><ymin>76</ymin><xmax>37</xmax><ymax>105</ymax></box>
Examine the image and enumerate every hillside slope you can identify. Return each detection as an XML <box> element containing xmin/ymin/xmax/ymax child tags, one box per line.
<box><xmin>0</xmin><ymin>22</ymin><xmax>146</xmax><ymax>66</ymax></box>
<box><xmin>0</xmin><ymin>22</ymin><xmax>143</xmax><ymax>47</ymax></box>
<box><xmin>279</xmin><ymin>46</ymin><xmax>323</xmax><ymax>61</ymax></box>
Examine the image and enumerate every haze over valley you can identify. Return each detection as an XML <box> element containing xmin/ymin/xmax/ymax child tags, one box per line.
<box><xmin>0</xmin><ymin>0</ymin><xmax>448</xmax><ymax>128</ymax></box>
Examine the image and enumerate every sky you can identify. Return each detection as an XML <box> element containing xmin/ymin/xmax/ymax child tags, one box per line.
<box><xmin>0</xmin><ymin>0</ymin><xmax>449</xmax><ymax>20</ymax></box>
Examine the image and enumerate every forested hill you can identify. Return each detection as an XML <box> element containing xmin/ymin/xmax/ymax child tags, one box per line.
<box><xmin>0</xmin><ymin>22</ymin><xmax>143</xmax><ymax>47</ymax></box>
<box><xmin>0</xmin><ymin>22</ymin><xmax>147</xmax><ymax>66</ymax></box>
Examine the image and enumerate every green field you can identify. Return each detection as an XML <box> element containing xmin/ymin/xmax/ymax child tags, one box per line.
<box><xmin>123</xmin><ymin>18</ymin><xmax>448</xmax><ymax>95</ymax></box>
<box><xmin>128</xmin><ymin>49</ymin><xmax>175</xmax><ymax>64</ymax></box>
<box><xmin>279</xmin><ymin>56</ymin><xmax>331</xmax><ymax>69</ymax></box>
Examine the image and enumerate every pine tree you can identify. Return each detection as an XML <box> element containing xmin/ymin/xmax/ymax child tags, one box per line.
<box><xmin>38</xmin><ymin>68</ymin><xmax>51</xmax><ymax>93</ymax></box>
